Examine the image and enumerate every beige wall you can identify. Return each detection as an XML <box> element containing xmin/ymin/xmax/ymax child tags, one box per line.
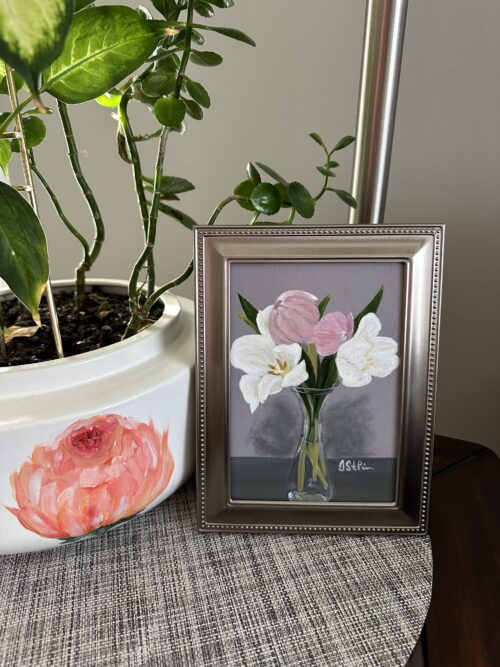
<box><xmin>24</xmin><ymin>1</ymin><xmax>500</xmax><ymax>452</ymax></box>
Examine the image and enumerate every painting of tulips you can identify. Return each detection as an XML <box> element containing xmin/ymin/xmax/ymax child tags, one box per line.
<box><xmin>6</xmin><ymin>414</ymin><xmax>174</xmax><ymax>541</ymax></box>
<box><xmin>228</xmin><ymin>261</ymin><xmax>403</xmax><ymax>504</ymax></box>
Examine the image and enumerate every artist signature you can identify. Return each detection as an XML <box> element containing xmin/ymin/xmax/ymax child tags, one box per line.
<box><xmin>338</xmin><ymin>459</ymin><xmax>375</xmax><ymax>472</ymax></box>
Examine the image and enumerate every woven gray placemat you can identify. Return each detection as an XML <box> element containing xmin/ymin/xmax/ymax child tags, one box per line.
<box><xmin>0</xmin><ymin>480</ymin><xmax>432</xmax><ymax>667</ymax></box>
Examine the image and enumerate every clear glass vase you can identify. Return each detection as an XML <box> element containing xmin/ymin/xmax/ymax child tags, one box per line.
<box><xmin>288</xmin><ymin>386</ymin><xmax>334</xmax><ymax>502</ymax></box>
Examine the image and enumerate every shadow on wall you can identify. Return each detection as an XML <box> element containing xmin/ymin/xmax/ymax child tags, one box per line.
<box><xmin>246</xmin><ymin>389</ymin><xmax>376</xmax><ymax>458</ymax></box>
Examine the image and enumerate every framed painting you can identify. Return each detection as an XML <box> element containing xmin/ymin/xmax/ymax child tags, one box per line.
<box><xmin>195</xmin><ymin>225</ymin><xmax>444</xmax><ymax>534</ymax></box>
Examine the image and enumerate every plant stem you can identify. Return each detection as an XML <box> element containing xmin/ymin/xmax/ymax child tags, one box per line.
<box><xmin>132</xmin><ymin>129</ymin><xmax>162</xmax><ymax>142</ymax></box>
<box><xmin>127</xmin><ymin>127</ymin><xmax>169</xmax><ymax>319</ymax></box>
<box><xmin>29</xmin><ymin>151</ymin><xmax>92</xmax><ymax>301</ymax></box>
<box><xmin>125</xmin><ymin>0</ymin><xmax>196</xmax><ymax>331</ymax></box>
<box><xmin>57</xmin><ymin>101</ymin><xmax>105</xmax><ymax>307</ymax></box>
<box><xmin>174</xmin><ymin>0</ymin><xmax>195</xmax><ymax>98</ymax></box>
<box><xmin>314</xmin><ymin>143</ymin><xmax>333</xmax><ymax>201</ymax></box>
<box><xmin>123</xmin><ymin>194</ymin><xmax>241</xmax><ymax>338</ymax></box>
<box><xmin>119</xmin><ymin>94</ymin><xmax>155</xmax><ymax>295</ymax></box>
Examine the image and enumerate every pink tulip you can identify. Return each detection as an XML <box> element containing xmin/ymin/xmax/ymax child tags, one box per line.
<box><xmin>268</xmin><ymin>290</ymin><xmax>320</xmax><ymax>344</ymax></box>
<box><xmin>7</xmin><ymin>414</ymin><xmax>174</xmax><ymax>539</ymax></box>
<box><xmin>314</xmin><ymin>312</ymin><xmax>354</xmax><ymax>356</ymax></box>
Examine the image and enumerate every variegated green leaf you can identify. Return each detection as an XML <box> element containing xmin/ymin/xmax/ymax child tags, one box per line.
<box><xmin>0</xmin><ymin>183</ymin><xmax>49</xmax><ymax>318</ymax></box>
<box><xmin>43</xmin><ymin>6</ymin><xmax>166</xmax><ymax>104</ymax></box>
<box><xmin>0</xmin><ymin>0</ymin><xmax>73</xmax><ymax>94</ymax></box>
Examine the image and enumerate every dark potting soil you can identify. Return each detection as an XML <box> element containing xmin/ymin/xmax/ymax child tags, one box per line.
<box><xmin>0</xmin><ymin>288</ymin><xmax>163</xmax><ymax>367</ymax></box>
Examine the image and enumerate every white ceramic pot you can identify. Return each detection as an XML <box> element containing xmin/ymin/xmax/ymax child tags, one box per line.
<box><xmin>0</xmin><ymin>279</ymin><xmax>195</xmax><ymax>554</ymax></box>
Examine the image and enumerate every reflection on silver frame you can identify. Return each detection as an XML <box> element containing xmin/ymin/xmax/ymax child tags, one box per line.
<box><xmin>195</xmin><ymin>226</ymin><xmax>444</xmax><ymax>534</ymax></box>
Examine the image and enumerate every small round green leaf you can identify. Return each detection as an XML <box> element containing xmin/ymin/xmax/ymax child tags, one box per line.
<box><xmin>255</xmin><ymin>162</ymin><xmax>288</xmax><ymax>186</ymax></box>
<box><xmin>288</xmin><ymin>181</ymin><xmax>315</xmax><ymax>219</ymax></box>
<box><xmin>153</xmin><ymin>96</ymin><xmax>186</xmax><ymax>130</ymax></box>
<box><xmin>309</xmin><ymin>132</ymin><xmax>325</xmax><ymax>148</ymax></box>
<box><xmin>142</xmin><ymin>72</ymin><xmax>177</xmax><ymax>97</ymax></box>
<box><xmin>250</xmin><ymin>183</ymin><xmax>281</xmax><ymax>215</ymax></box>
<box><xmin>275</xmin><ymin>182</ymin><xmax>291</xmax><ymax>208</ymax></box>
<box><xmin>202</xmin><ymin>26</ymin><xmax>256</xmax><ymax>47</ymax></box>
<box><xmin>234</xmin><ymin>180</ymin><xmax>256</xmax><ymax>211</ymax></box>
<box><xmin>317</xmin><ymin>166</ymin><xmax>336</xmax><ymax>178</ymax></box>
<box><xmin>11</xmin><ymin>116</ymin><xmax>46</xmax><ymax>152</ymax></box>
<box><xmin>246</xmin><ymin>162</ymin><xmax>261</xmax><ymax>185</ymax></box>
<box><xmin>332</xmin><ymin>135</ymin><xmax>355</xmax><ymax>152</ymax></box>
<box><xmin>331</xmin><ymin>188</ymin><xmax>357</xmax><ymax>209</ymax></box>
<box><xmin>208</xmin><ymin>0</ymin><xmax>235</xmax><ymax>7</ymax></box>
<box><xmin>190</xmin><ymin>50</ymin><xmax>223</xmax><ymax>67</ymax></box>
<box><xmin>194</xmin><ymin>1</ymin><xmax>215</xmax><ymax>18</ymax></box>
<box><xmin>185</xmin><ymin>78</ymin><xmax>210</xmax><ymax>108</ymax></box>
<box><xmin>183</xmin><ymin>98</ymin><xmax>203</xmax><ymax>120</ymax></box>
<box><xmin>0</xmin><ymin>71</ymin><xmax>24</xmax><ymax>95</ymax></box>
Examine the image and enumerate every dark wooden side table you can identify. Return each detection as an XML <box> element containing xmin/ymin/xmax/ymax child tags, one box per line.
<box><xmin>415</xmin><ymin>435</ymin><xmax>500</xmax><ymax>666</ymax></box>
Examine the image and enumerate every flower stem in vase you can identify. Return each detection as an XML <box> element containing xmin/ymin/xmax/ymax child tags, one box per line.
<box><xmin>288</xmin><ymin>387</ymin><xmax>334</xmax><ymax>502</ymax></box>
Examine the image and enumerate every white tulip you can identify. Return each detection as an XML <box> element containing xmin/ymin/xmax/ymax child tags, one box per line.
<box><xmin>256</xmin><ymin>305</ymin><xmax>273</xmax><ymax>340</ymax></box>
<box><xmin>230</xmin><ymin>334</ymin><xmax>308</xmax><ymax>413</ymax></box>
<box><xmin>336</xmin><ymin>313</ymin><xmax>399</xmax><ymax>388</ymax></box>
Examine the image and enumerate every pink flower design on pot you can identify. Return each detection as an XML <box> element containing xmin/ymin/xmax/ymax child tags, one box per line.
<box><xmin>268</xmin><ymin>290</ymin><xmax>320</xmax><ymax>345</ymax></box>
<box><xmin>7</xmin><ymin>414</ymin><xmax>174</xmax><ymax>539</ymax></box>
<box><xmin>313</xmin><ymin>311</ymin><xmax>354</xmax><ymax>356</ymax></box>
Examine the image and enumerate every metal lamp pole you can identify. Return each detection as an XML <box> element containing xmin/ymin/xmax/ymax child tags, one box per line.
<box><xmin>349</xmin><ymin>0</ymin><xmax>408</xmax><ymax>225</ymax></box>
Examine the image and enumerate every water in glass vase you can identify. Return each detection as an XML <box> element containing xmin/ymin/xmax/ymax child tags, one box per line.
<box><xmin>288</xmin><ymin>386</ymin><xmax>335</xmax><ymax>502</ymax></box>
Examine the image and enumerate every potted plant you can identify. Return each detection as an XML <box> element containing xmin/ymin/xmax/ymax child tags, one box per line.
<box><xmin>0</xmin><ymin>0</ymin><xmax>356</xmax><ymax>554</ymax></box>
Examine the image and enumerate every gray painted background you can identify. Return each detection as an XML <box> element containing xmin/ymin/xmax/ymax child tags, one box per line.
<box><xmin>229</xmin><ymin>261</ymin><xmax>404</xmax><ymax>459</ymax></box>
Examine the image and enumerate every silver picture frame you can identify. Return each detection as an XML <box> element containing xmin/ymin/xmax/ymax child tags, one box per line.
<box><xmin>195</xmin><ymin>225</ymin><xmax>444</xmax><ymax>534</ymax></box>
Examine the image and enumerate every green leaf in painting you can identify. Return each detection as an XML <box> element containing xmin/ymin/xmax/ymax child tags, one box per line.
<box><xmin>353</xmin><ymin>286</ymin><xmax>384</xmax><ymax>331</ymax></box>
<box><xmin>238</xmin><ymin>293</ymin><xmax>259</xmax><ymax>332</ymax></box>
<box><xmin>234</xmin><ymin>180</ymin><xmax>256</xmax><ymax>212</ymax></box>
<box><xmin>0</xmin><ymin>139</ymin><xmax>12</xmax><ymax>176</ymax></box>
<box><xmin>317</xmin><ymin>351</ymin><xmax>339</xmax><ymax>390</ymax></box>
<box><xmin>255</xmin><ymin>162</ymin><xmax>288</xmax><ymax>186</ymax></box>
<box><xmin>185</xmin><ymin>78</ymin><xmax>211</xmax><ymax>108</ymax></box>
<box><xmin>11</xmin><ymin>117</ymin><xmax>46</xmax><ymax>152</ymax></box>
<box><xmin>0</xmin><ymin>0</ymin><xmax>72</xmax><ymax>94</ymax></box>
<box><xmin>301</xmin><ymin>349</ymin><xmax>316</xmax><ymax>387</ymax></box>
<box><xmin>153</xmin><ymin>96</ymin><xmax>186</xmax><ymax>130</ymax></box>
<box><xmin>287</xmin><ymin>181</ymin><xmax>315</xmax><ymax>219</ymax></box>
<box><xmin>0</xmin><ymin>182</ymin><xmax>49</xmax><ymax>318</ymax></box>
<box><xmin>43</xmin><ymin>7</ymin><xmax>166</xmax><ymax>104</ymax></box>
<box><xmin>331</xmin><ymin>135</ymin><xmax>355</xmax><ymax>152</ymax></box>
<box><xmin>317</xmin><ymin>294</ymin><xmax>331</xmax><ymax>317</ymax></box>
<box><xmin>158</xmin><ymin>203</ymin><xmax>198</xmax><ymax>230</ymax></box>
<box><xmin>194</xmin><ymin>24</ymin><xmax>256</xmax><ymax>47</ymax></box>
<box><xmin>190</xmin><ymin>50</ymin><xmax>223</xmax><ymax>67</ymax></box>
<box><xmin>250</xmin><ymin>183</ymin><xmax>281</xmax><ymax>215</ymax></box>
